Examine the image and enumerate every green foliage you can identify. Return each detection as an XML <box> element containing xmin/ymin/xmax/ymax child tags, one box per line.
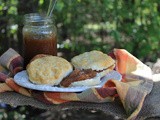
<box><xmin>1</xmin><ymin>0</ymin><xmax>160</xmax><ymax>61</ymax></box>
<box><xmin>52</xmin><ymin>0</ymin><xmax>160</xmax><ymax>61</ymax></box>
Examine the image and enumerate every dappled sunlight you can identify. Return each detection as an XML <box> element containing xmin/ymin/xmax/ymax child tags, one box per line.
<box><xmin>131</xmin><ymin>63</ymin><xmax>152</xmax><ymax>80</ymax></box>
<box><xmin>152</xmin><ymin>74</ymin><xmax>160</xmax><ymax>82</ymax></box>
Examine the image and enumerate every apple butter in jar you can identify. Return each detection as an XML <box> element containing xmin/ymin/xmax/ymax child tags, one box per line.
<box><xmin>23</xmin><ymin>13</ymin><xmax>57</xmax><ymax>67</ymax></box>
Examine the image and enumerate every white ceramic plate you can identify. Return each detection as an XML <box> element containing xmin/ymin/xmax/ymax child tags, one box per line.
<box><xmin>14</xmin><ymin>70</ymin><xmax>122</xmax><ymax>92</ymax></box>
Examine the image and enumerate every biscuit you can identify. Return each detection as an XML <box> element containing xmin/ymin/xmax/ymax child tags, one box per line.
<box><xmin>71</xmin><ymin>50</ymin><xmax>115</xmax><ymax>71</ymax></box>
<box><xmin>27</xmin><ymin>55</ymin><xmax>73</xmax><ymax>85</ymax></box>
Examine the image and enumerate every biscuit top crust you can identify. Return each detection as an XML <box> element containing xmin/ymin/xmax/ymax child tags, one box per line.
<box><xmin>71</xmin><ymin>50</ymin><xmax>115</xmax><ymax>70</ymax></box>
<box><xmin>27</xmin><ymin>56</ymin><xmax>73</xmax><ymax>85</ymax></box>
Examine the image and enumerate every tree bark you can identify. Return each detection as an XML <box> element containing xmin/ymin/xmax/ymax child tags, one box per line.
<box><xmin>0</xmin><ymin>0</ymin><xmax>9</xmax><ymax>54</ymax></box>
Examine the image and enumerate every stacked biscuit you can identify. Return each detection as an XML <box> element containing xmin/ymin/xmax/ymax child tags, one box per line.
<box><xmin>26</xmin><ymin>50</ymin><xmax>115</xmax><ymax>87</ymax></box>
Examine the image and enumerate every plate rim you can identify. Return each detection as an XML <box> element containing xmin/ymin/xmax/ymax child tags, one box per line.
<box><xmin>13</xmin><ymin>70</ymin><xmax>122</xmax><ymax>92</ymax></box>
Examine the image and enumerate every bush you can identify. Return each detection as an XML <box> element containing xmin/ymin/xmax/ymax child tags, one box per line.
<box><xmin>0</xmin><ymin>0</ymin><xmax>160</xmax><ymax>61</ymax></box>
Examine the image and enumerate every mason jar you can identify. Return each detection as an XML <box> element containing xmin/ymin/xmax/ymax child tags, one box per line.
<box><xmin>23</xmin><ymin>13</ymin><xmax>57</xmax><ymax>67</ymax></box>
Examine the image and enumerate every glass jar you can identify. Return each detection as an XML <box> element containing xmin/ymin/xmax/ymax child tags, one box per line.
<box><xmin>23</xmin><ymin>13</ymin><xmax>57</xmax><ymax>67</ymax></box>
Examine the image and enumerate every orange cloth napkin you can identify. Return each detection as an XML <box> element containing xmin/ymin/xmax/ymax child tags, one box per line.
<box><xmin>0</xmin><ymin>48</ymin><xmax>153</xmax><ymax>120</ymax></box>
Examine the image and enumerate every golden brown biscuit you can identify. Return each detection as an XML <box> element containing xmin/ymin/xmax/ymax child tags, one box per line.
<box><xmin>27</xmin><ymin>55</ymin><xmax>73</xmax><ymax>85</ymax></box>
<box><xmin>68</xmin><ymin>50</ymin><xmax>115</xmax><ymax>87</ymax></box>
<box><xmin>71</xmin><ymin>50</ymin><xmax>115</xmax><ymax>71</ymax></box>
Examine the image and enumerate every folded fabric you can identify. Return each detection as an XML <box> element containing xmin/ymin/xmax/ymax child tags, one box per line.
<box><xmin>0</xmin><ymin>48</ymin><xmax>153</xmax><ymax>120</ymax></box>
